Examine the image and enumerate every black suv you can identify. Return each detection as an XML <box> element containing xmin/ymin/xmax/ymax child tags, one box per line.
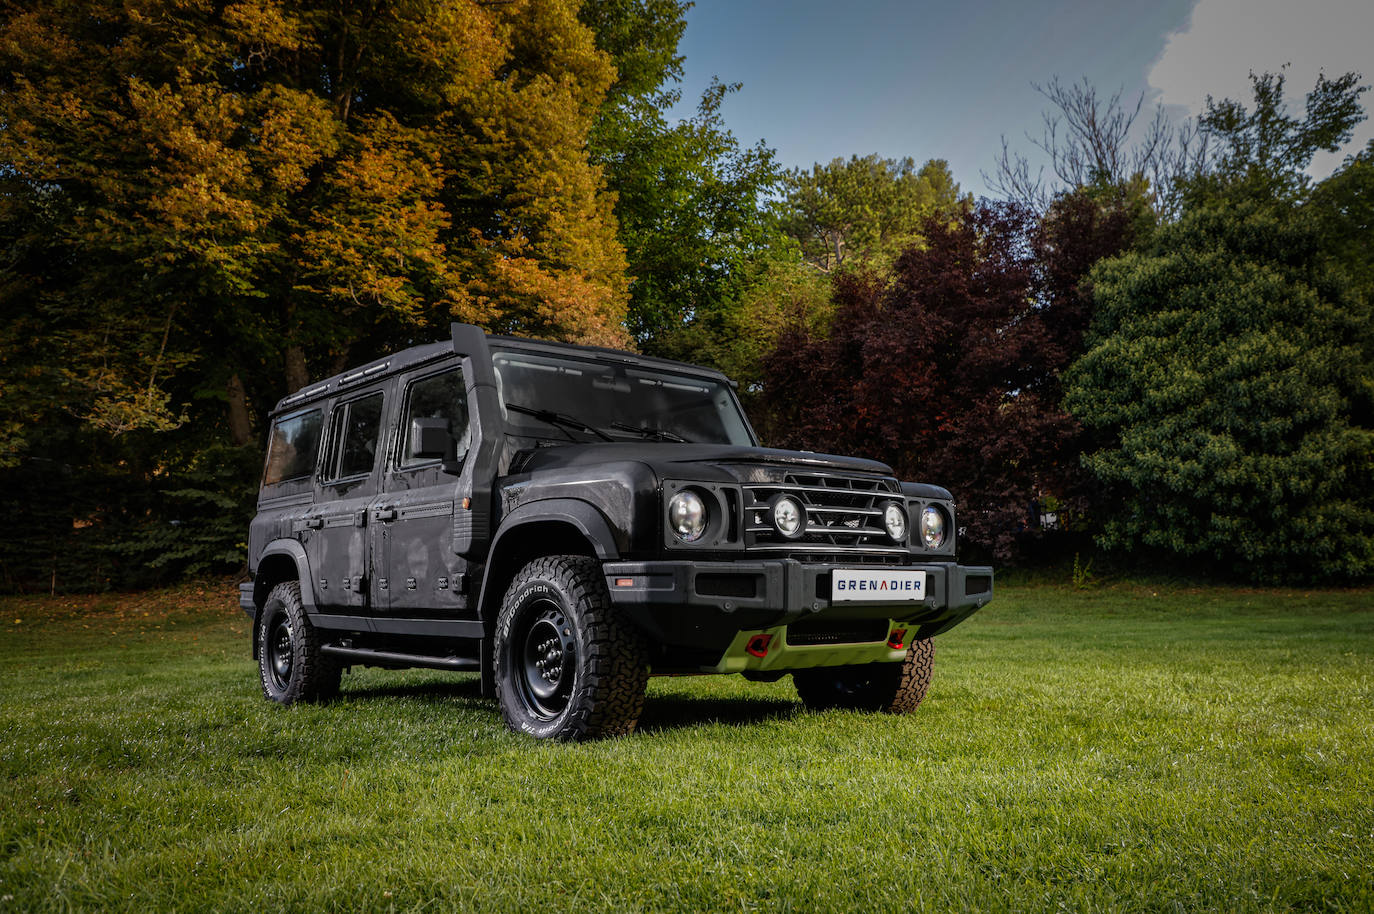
<box><xmin>242</xmin><ymin>324</ymin><xmax>993</xmax><ymax>740</ymax></box>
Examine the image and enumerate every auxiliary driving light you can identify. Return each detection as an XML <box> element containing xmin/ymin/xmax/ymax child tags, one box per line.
<box><xmin>772</xmin><ymin>496</ymin><xmax>804</xmax><ymax>538</ymax></box>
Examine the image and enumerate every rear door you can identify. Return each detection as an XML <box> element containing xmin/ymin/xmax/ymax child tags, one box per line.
<box><xmin>308</xmin><ymin>388</ymin><xmax>386</xmax><ymax>610</ymax></box>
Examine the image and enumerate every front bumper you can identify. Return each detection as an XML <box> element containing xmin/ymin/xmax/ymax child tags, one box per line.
<box><xmin>602</xmin><ymin>558</ymin><xmax>992</xmax><ymax>655</ymax></box>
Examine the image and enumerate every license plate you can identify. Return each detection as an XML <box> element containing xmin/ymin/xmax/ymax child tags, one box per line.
<box><xmin>831</xmin><ymin>568</ymin><xmax>928</xmax><ymax>602</ymax></box>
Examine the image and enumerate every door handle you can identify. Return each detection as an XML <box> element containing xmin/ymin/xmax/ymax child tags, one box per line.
<box><xmin>304</xmin><ymin>516</ymin><xmax>324</xmax><ymax>530</ymax></box>
<box><xmin>374</xmin><ymin>506</ymin><xmax>397</xmax><ymax>522</ymax></box>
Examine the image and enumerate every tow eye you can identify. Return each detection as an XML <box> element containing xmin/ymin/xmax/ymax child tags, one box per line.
<box><xmin>886</xmin><ymin>628</ymin><xmax>908</xmax><ymax>650</ymax></box>
<box><xmin>745</xmin><ymin>633</ymin><xmax>773</xmax><ymax>658</ymax></box>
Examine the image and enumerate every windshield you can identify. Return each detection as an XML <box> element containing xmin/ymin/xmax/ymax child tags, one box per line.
<box><xmin>491</xmin><ymin>349</ymin><xmax>754</xmax><ymax>446</ymax></box>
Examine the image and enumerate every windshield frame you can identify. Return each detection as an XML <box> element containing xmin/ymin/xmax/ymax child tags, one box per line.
<box><xmin>489</xmin><ymin>343</ymin><xmax>759</xmax><ymax>447</ymax></box>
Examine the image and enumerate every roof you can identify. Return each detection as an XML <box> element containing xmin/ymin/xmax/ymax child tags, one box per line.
<box><xmin>270</xmin><ymin>326</ymin><xmax>730</xmax><ymax>416</ymax></box>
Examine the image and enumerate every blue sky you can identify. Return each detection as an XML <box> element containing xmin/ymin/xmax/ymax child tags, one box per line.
<box><xmin>670</xmin><ymin>0</ymin><xmax>1374</xmax><ymax>198</ymax></box>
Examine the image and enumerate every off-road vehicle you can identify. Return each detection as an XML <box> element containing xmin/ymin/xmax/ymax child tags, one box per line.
<box><xmin>241</xmin><ymin>324</ymin><xmax>993</xmax><ymax>740</ymax></box>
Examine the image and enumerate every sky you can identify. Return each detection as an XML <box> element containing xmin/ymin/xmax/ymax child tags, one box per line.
<box><xmin>670</xmin><ymin>0</ymin><xmax>1374</xmax><ymax>199</ymax></box>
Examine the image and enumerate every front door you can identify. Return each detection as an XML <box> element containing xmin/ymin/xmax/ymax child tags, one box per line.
<box><xmin>373</xmin><ymin>364</ymin><xmax>471</xmax><ymax>614</ymax></box>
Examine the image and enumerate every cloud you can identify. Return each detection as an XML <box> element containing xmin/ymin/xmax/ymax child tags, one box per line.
<box><xmin>1147</xmin><ymin>0</ymin><xmax>1374</xmax><ymax>175</ymax></box>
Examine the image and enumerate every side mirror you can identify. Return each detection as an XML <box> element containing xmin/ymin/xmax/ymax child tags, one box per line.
<box><xmin>410</xmin><ymin>418</ymin><xmax>466</xmax><ymax>475</ymax></box>
<box><xmin>410</xmin><ymin>418</ymin><xmax>452</xmax><ymax>460</ymax></box>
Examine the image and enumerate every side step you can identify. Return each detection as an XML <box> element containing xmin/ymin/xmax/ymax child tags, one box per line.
<box><xmin>321</xmin><ymin>644</ymin><xmax>480</xmax><ymax>672</ymax></box>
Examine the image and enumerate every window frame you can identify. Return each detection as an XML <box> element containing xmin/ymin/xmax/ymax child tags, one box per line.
<box><xmin>394</xmin><ymin>363</ymin><xmax>470</xmax><ymax>474</ymax></box>
<box><xmin>319</xmin><ymin>390</ymin><xmax>386</xmax><ymax>486</ymax></box>
<box><xmin>261</xmin><ymin>406</ymin><xmax>325</xmax><ymax>491</ymax></box>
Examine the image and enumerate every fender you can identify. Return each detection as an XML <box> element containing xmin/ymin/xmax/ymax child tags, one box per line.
<box><xmin>490</xmin><ymin>497</ymin><xmax>623</xmax><ymax>562</ymax></box>
<box><xmin>472</xmin><ymin>498</ymin><xmax>623</xmax><ymax>700</ymax></box>
<box><xmin>253</xmin><ymin>539</ymin><xmax>319</xmax><ymax>614</ymax></box>
<box><xmin>474</xmin><ymin>497</ymin><xmax>622</xmax><ymax>626</ymax></box>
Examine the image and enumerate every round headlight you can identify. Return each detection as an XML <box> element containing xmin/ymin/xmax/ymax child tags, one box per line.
<box><xmin>772</xmin><ymin>496</ymin><xmax>804</xmax><ymax>538</ymax></box>
<box><xmin>883</xmin><ymin>503</ymin><xmax>908</xmax><ymax>542</ymax></box>
<box><xmin>668</xmin><ymin>490</ymin><xmax>707</xmax><ymax>543</ymax></box>
<box><xmin>921</xmin><ymin>505</ymin><xmax>947</xmax><ymax>549</ymax></box>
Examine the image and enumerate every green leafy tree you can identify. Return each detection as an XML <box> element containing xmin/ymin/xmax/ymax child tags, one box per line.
<box><xmin>1312</xmin><ymin>138</ymin><xmax>1374</xmax><ymax>310</ymax></box>
<box><xmin>579</xmin><ymin>1</ymin><xmax>783</xmax><ymax>354</ymax></box>
<box><xmin>1064</xmin><ymin>73</ymin><xmax>1373</xmax><ymax>580</ymax></box>
<box><xmin>779</xmin><ymin>155</ymin><xmax>968</xmax><ymax>273</ymax></box>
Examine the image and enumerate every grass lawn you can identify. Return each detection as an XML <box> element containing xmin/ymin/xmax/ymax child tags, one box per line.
<box><xmin>1</xmin><ymin>580</ymin><xmax>1371</xmax><ymax>912</ymax></box>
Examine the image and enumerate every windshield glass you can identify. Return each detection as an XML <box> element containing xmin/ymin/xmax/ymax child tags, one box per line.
<box><xmin>491</xmin><ymin>349</ymin><xmax>754</xmax><ymax>446</ymax></box>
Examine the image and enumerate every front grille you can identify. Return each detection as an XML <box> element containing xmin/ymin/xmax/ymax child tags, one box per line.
<box><xmin>743</xmin><ymin>470</ymin><xmax>903</xmax><ymax>553</ymax></box>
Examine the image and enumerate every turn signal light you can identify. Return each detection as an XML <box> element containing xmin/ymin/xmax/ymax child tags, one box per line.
<box><xmin>745</xmin><ymin>633</ymin><xmax>772</xmax><ymax>658</ymax></box>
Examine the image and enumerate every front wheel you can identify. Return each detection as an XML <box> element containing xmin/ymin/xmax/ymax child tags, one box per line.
<box><xmin>494</xmin><ymin>556</ymin><xmax>648</xmax><ymax>741</ymax></box>
<box><xmin>793</xmin><ymin>638</ymin><xmax>935</xmax><ymax>713</ymax></box>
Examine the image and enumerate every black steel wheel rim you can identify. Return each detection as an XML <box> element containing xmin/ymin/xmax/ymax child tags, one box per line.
<box><xmin>267</xmin><ymin>612</ymin><xmax>294</xmax><ymax>691</ymax></box>
<box><xmin>514</xmin><ymin>598</ymin><xmax>576</xmax><ymax>720</ymax></box>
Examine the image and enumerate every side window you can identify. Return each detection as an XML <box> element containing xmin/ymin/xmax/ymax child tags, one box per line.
<box><xmin>400</xmin><ymin>368</ymin><xmax>469</xmax><ymax>468</ymax></box>
<box><xmin>263</xmin><ymin>409</ymin><xmax>323</xmax><ymax>486</ymax></box>
<box><xmin>322</xmin><ymin>392</ymin><xmax>384</xmax><ymax>482</ymax></box>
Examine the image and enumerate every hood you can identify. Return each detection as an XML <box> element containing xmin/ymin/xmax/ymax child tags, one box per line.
<box><xmin>512</xmin><ymin>442</ymin><xmax>893</xmax><ymax>479</ymax></box>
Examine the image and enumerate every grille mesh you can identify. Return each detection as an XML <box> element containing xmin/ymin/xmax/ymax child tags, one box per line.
<box><xmin>743</xmin><ymin>471</ymin><xmax>902</xmax><ymax>554</ymax></box>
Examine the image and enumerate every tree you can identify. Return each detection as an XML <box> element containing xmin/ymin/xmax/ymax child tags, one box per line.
<box><xmin>1310</xmin><ymin>138</ymin><xmax>1374</xmax><ymax>327</ymax></box>
<box><xmin>579</xmin><ymin>1</ymin><xmax>783</xmax><ymax>354</ymax></box>
<box><xmin>1064</xmin><ymin>73</ymin><xmax>1373</xmax><ymax>581</ymax></box>
<box><xmin>1064</xmin><ymin>201</ymin><xmax>1373</xmax><ymax>580</ymax></box>
<box><xmin>1187</xmin><ymin>70</ymin><xmax>1367</xmax><ymax>204</ymax></box>
<box><xmin>987</xmin><ymin>77</ymin><xmax>1210</xmax><ymax>214</ymax></box>
<box><xmin>1033</xmin><ymin>179</ymin><xmax>1157</xmax><ymax>366</ymax></box>
<box><xmin>779</xmin><ymin>155</ymin><xmax>967</xmax><ymax>273</ymax></box>
<box><xmin>0</xmin><ymin>0</ymin><xmax>626</xmax><ymax>429</ymax></box>
<box><xmin>0</xmin><ymin>0</ymin><xmax>627</xmax><ymax>588</ymax></box>
<box><xmin>762</xmin><ymin>204</ymin><xmax>1085</xmax><ymax>561</ymax></box>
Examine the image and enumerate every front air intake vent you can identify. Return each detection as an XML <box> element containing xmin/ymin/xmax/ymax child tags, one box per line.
<box><xmin>785</xmin><ymin>617</ymin><xmax>889</xmax><ymax>646</ymax></box>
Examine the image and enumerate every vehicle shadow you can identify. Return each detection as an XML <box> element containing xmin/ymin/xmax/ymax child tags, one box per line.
<box><xmin>339</xmin><ymin>675</ymin><xmax>483</xmax><ymax>704</ymax></box>
<box><xmin>635</xmin><ymin>695</ymin><xmax>802</xmax><ymax>734</ymax></box>
<box><xmin>337</xmin><ymin>675</ymin><xmax>804</xmax><ymax>734</ymax></box>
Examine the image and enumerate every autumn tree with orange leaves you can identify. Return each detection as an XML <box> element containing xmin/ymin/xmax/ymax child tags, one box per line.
<box><xmin>0</xmin><ymin>0</ymin><xmax>631</xmax><ymax>588</ymax></box>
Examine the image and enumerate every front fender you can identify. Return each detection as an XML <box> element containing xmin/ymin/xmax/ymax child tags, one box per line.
<box><xmin>490</xmin><ymin>498</ymin><xmax>623</xmax><ymax>561</ymax></box>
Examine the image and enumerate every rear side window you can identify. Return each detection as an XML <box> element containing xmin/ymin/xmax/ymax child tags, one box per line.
<box><xmin>263</xmin><ymin>409</ymin><xmax>323</xmax><ymax>486</ymax></box>
<box><xmin>400</xmin><ymin>368</ymin><xmax>469</xmax><ymax>468</ymax></box>
<box><xmin>323</xmin><ymin>392</ymin><xmax>385</xmax><ymax>481</ymax></box>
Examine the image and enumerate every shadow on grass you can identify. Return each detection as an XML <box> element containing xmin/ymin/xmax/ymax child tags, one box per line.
<box><xmin>338</xmin><ymin>674</ymin><xmax>803</xmax><ymax>734</ymax></box>
<box><xmin>636</xmin><ymin>695</ymin><xmax>801</xmax><ymax>734</ymax></box>
<box><xmin>339</xmin><ymin>674</ymin><xmax>482</xmax><ymax>703</ymax></box>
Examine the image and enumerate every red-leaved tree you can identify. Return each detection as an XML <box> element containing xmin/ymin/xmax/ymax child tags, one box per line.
<box><xmin>762</xmin><ymin>202</ymin><xmax>1106</xmax><ymax>562</ymax></box>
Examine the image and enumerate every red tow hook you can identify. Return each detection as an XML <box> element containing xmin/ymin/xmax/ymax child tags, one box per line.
<box><xmin>745</xmin><ymin>633</ymin><xmax>773</xmax><ymax>658</ymax></box>
<box><xmin>886</xmin><ymin>628</ymin><xmax>908</xmax><ymax>650</ymax></box>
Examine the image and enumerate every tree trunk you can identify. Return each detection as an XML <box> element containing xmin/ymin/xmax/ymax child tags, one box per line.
<box><xmin>284</xmin><ymin>345</ymin><xmax>309</xmax><ymax>394</ymax></box>
<box><xmin>227</xmin><ymin>374</ymin><xmax>254</xmax><ymax>446</ymax></box>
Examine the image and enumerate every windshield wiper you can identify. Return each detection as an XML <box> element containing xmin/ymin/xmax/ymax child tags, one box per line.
<box><xmin>609</xmin><ymin>422</ymin><xmax>688</xmax><ymax>443</ymax></box>
<box><xmin>505</xmin><ymin>403</ymin><xmax>612</xmax><ymax>442</ymax></box>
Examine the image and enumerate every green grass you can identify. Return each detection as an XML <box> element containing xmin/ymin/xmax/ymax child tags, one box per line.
<box><xmin>1</xmin><ymin>582</ymin><xmax>1371</xmax><ymax>912</ymax></box>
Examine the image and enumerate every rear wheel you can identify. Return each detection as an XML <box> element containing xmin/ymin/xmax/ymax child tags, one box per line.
<box><xmin>257</xmin><ymin>581</ymin><xmax>341</xmax><ymax>705</ymax></box>
<box><xmin>494</xmin><ymin>556</ymin><xmax>648</xmax><ymax>741</ymax></box>
<box><xmin>793</xmin><ymin>638</ymin><xmax>934</xmax><ymax>713</ymax></box>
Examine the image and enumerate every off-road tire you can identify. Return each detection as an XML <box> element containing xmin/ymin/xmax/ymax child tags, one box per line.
<box><xmin>494</xmin><ymin>555</ymin><xmax>648</xmax><ymax>741</ymax></box>
<box><xmin>793</xmin><ymin>638</ymin><xmax>934</xmax><ymax>714</ymax></box>
<box><xmin>257</xmin><ymin>581</ymin><xmax>341</xmax><ymax>705</ymax></box>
